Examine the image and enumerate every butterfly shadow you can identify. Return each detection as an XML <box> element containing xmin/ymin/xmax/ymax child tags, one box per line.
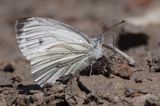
<box><xmin>16</xmin><ymin>84</ymin><xmax>42</xmax><ymax>95</ymax></box>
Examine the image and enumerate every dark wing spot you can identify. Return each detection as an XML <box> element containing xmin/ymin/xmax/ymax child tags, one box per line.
<box><xmin>16</xmin><ymin>30</ymin><xmax>23</xmax><ymax>35</ymax></box>
<box><xmin>39</xmin><ymin>38</ymin><xmax>44</xmax><ymax>44</ymax></box>
<box><xmin>18</xmin><ymin>17</ymin><xmax>31</xmax><ymax>23</ymax></box>
<box><xmin>16</xmin><ymin>17</ymin><xmax>32</xmax><ymax>35</ymax></box>
<box><xmin>16</xmin><ymin>17</ymin><xmax>32</xmax><ymax>31</ymax></box>
<box><xmin>16</xmin><ymin>23</ymin><xmax>25</xmax><ymax>29</ymax></box>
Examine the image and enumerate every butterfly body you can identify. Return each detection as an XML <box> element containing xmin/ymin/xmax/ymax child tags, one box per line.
<box><xmin>16</xmin><ymin>17</ymin><xmax>104</xmax><ymax>86</ymax></box>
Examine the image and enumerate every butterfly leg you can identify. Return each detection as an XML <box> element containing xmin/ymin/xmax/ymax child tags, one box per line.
<box><xmin>89</xmin><ymin>62</ymin><xmax>93</xmax><ymax>76</ymax></box>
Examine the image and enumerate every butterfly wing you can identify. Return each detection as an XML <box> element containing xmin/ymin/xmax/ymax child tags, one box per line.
<box><xmin>16</xmin><ymin>17</ymin><xmax>93</xmax><ymax>86</ymax></box>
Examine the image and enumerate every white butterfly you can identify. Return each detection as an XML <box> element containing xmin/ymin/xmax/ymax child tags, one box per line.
<box><xmin>15</xmin><ymin>17</ymin><xmax>104</xmax><ymax>86</ymax></box>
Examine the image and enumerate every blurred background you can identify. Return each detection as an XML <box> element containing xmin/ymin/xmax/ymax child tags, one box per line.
<box><xmin>1</xmin><ymin>1</ymin><xmax>160</xmax><ymax>105</ymax></box>
<box><xmin>0</xmin><ymin>0</ymin><xmax>160</xmax><ymax>83</ymax></box>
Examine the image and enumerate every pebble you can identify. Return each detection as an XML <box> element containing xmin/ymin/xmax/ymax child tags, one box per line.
<box><xmin>127</xmin><ymin>94</ymin><xmax>159</xmax><ymax>106</ymax></box>
<box><xmin>0</xmin><ymin>95</ymin><xmax>7</xmax><ymax>106</ymax></box>
<box><xmin>0</xmin><ymin>78</ymin><xmax>12</xmax><ymax>87</ymax></box>
<box><xmin>145</xmin><ymin>97</ymin><xmax>160</xmax><ymax>106</ymax></box>
<box><xmin>3</xmin><ymin>64</ymin><xmax>14</xmax><ymax>72</ymax></box>
<box><xmin>33</xmin><ymin>92</ymin><xmax>44</xmax><ymax>105</ymax></box>
<box><xmin>124</xmin><ymin>88</ymin><xmax>147</xmax><ymax>97</ymax></box>
<box><xmin>135</xmin><ymin>77</ymin><xmax>143</xmax><ymax>83</ymax></box>
<box><xmin>113</xmin><ymin>64</ymin><xmax>133</xmax><ymax>79</ymax></box>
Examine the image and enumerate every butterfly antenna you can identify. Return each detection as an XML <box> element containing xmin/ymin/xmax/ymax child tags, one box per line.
<box><xmin>101</xmin><ymin>20</ymin><xmax>125</xmax><ymax>55</ymax></box>
<box><xmin>112</xmin><ymin>33</ymin><xmax>116</xmax><ymax>55</ymax></box>
<box><xmin>99</xmin><ymin>20</ymin><xmax>125</xmax><ymax>37</ymax></box>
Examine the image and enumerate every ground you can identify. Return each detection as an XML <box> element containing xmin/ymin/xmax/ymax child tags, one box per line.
<box><xmin>0</xmin><ymin>0</ymin><xmax>160</xmax><ymax>106</ymax></box>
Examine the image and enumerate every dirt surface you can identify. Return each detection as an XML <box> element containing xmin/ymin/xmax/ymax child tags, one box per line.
<box><xmin>0</xmin><ymin>0</ymin><xmax>160</xmax><ymax>106</ymax></box>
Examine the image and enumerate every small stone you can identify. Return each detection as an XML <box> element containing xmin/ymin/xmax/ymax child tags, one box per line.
<box><xmin>145</xmin><ymin>97</ymin><xmax>160</xmax><ymax>106</ymax></box>
<box><xmin>0</xmin><ymin>95</ymin><xmax>7</xmax><ymax>106</ymax></box>
<box><xmin>0</xmin><ymin>78</ymin><xmax>12</xmax><ymax>87</ymax></box>
<box><xmin>17</xmin><ymin>84</ymin><xmax>24</xmax><ymax>88</ymax></box>
<box><xmin>135</xmin><ymin>77</ymin><xmax>143</xmax><ymax>83</ymax></box>
<box><xmin>146</xmin><ymin>76</ymin><xmax>152</xmax><ymax>81</ymax></box>
<box><xmin>147</xmin><ymin>56</ymin><xmax>160</xmax><ymax>72</ymax></box>
<box><xmin>67</xmin><ymin>98</ymin><xmax>77</xmax><ymax>105</ymax></box>
<box><xmin>113</xmin><ymin>64</ymin><xmax>133</xmax><ymax>79</ymax></box>
<box><xmin>124</xmin><ymin>88</ymin><xmax>136</xmax><ymax>97</ymax></box>
<box><xmin>29</xmin><ymin>96</ymin><xmax>35</xmax><ymax>103</ymax></box>
<box><xmin>33</xmin><ymin>92</ymin><xmax>44</xmax><ymax>105</ymax></box>
<box><xmin>124</xmin><ymin>88</ymin><xmax>146</xmax><ymax>97</ymax></box>
<box><xmin>113</xmin><ymin>96</ymin><xmax>121</xmax><ymax>103</ymax></box>
<box><xmin>56</xmin><ymin>84</ymin><xmax>65</xmax><ymax>93</ymax></box>
<box><xmin>3</xmin><ymin>64</ymin><xmax>14</xmax><ymax>72</ymax></box>
<box><xmin>11</xmin><ymin>75</ymin><xmax>23</xmax><ymax>83</ymax></box>
<box><xmin>128</xmin><ymin>94</ymin><xmax>159</xmax><ymax>106</ymax></box>
<box><xmin>44</xmin><ymin>98</ymin><xmax>50</xmax><ymax>104</ymax></box>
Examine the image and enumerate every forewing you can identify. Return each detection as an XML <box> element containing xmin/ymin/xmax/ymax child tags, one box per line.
<box><xmin>15</xmin><ymin>17</ymin><xmax>92</xmax><ymax>86</ymax></box>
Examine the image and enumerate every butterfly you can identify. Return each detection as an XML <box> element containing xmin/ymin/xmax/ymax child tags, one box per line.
<box><xmin>15</xmin><ymin>17</ymin><xmax>104</xmax><ymax>86</ymax></box>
